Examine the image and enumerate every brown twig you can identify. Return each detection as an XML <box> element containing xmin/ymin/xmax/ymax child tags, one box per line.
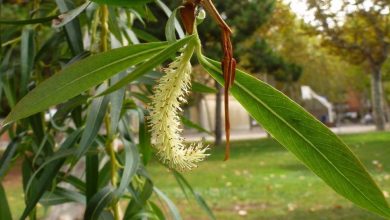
<box><xmin>180</xmin><ymin>0</ymin><xmax>236</xmax><ymax>160</ymax></box>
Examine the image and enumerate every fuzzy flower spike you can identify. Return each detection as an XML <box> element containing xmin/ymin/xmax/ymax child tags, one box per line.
<box><xmin>149</xmin><ymin>44</ymin><xmax>209</xmax><ymax>170</ymax></box>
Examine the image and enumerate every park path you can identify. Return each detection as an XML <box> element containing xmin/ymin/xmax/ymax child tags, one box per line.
<box><xmin>0</xmin><ymin>125</ymin><xmax>380</xmax><ymax>150</ymax></box>
<box><xmin>183</xmin><ymin>124</ymin><xmax>378</xmax><ymax>142</ymax></box>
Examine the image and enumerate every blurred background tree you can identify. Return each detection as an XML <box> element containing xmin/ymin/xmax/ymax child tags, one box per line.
<box><xmin>306</xmin><ymin>0</ymin><xmax>390</xmax><ymax>130</ymax></box>
<box><xmin>255</xmin><ymin>1</ymin><xmax>370</xmax><ymax>106</ymax></box>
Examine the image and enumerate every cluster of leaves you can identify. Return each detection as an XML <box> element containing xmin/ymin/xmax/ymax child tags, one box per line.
<box><xmin>0</xmin><ymin>0</ymin><xmax>389</xmax><ymax>220</ymax></box>
<box><xmin>0</xmin><ymin>1</ymin><xmax>214</xmax><ymax>219</ymax></box>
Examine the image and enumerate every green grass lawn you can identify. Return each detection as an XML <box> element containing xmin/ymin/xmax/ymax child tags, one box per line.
<box><xmin>2</xmin><ymin>131</ymin><xmax>390</xmax><ymax>219</ymax></box>
<box><xmin>148</xmin><ymin>131</ymin><xmax>390</xmax><ymax>220</ymax></box>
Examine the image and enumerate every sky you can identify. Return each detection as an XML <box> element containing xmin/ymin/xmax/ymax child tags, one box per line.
<box><xmin>283</xmin><ymin>0</ymin><xmax>314</xmax><ymax>23</ymax></box>
<box><xmin>284</xmin><ymin>0</ymin><xmax>389</xmax><ymax>25</ymax></box>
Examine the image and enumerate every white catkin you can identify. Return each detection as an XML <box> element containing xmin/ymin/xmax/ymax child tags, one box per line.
<box><xmin>148</xmin><ymin>46</ymin><xmax>208</xmax><ymax>170</ymax></box>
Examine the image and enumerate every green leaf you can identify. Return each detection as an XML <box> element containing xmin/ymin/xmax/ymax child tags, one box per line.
<box><xmin>132</xmin><ymin>71</ymin><xmax>162</xmax><ymax>85</ymax></box>
<box><xmin>60</xmin><ymin>173</ymin><xmax>86</xmax><ymax>193</ymax></box>
<box><xmin>20</xmin><ymin>28</ymin><xmax>35</xmax><ymax>97</ymax></box>
<box><xmin>153</xmin><ymin>187</ymin><xmax>182</xmax><ymax>220</ymax></box>
<box><xmin>40</xmin><ymin>187</ymin><xmax>85</xmax><ymax>206</ymax></box>
<box><xmin>75</xmin><ymin>90</ymin><xmax>109</xmax><ymax>159</ymax></box>
<box><xmin>0</xmin><ymin>16</ymin><xmax>58</xmax><ymax>25</ymax></box>
<box><xmin>131</xmin><ymin>92</ymin><xmax>152</xmax><ymax>103</ymax></box>
<box><xmin>98</xmin><ymin>161</ymin><xmax>111</xmax><ymax>189</ymax></box>
<box><xmin>155</xmin><ymin>0</ymin><xmax>184</xmax><ymax>39</ymax></box>
<box><xmin>192</xmin><ymin>81</ymin><xmax>218</xmax><ymax>93</ymax></box>
<box><xmin>109</xmin><ymin>73</ymin><xmax>126</xmax><ymax>136</ymax></box>
<box><xmin>180</xmin><ymin>115</ymin><xmax>212</xmax><ymax>134</ymax></box>
<box><xmin>84</xmin><ymin>187</ymin><xmax>116</xmax><ymax>220</ymax></box>
<box><xmin>77</xmin><ymin>87</ymin><xmax>109</xmax><ymax>202</ymax></box>
<box><xmin>172</xmin><ymin>170</ymin><xmax>215</xmax><ymax>220</ymax></box>
<box><xmin>3</xmin><ymin>41</ymin><xmax>168</xmax><ymax>125</ymax></box>
<box><xmin>123</xmin><ymin>171</ymin><xmax>153</xmax><ymax>219</ymax></box>
<box><xmin>116</xmin><ymin>140</ymin><xmax>140</xmax><ymax>196</ymax></box>
<box><xmin>149</xmin><ymin>201</ymin><xmax>166</xmax><ymax>220</ymax></box>
<box><xmin>0</xmin><ymin>139</ymin><xmax>18</xmax><ymax>181</ymax></box>
<box><xmin>200</xmin><ymin>57</ymin><xmax>390</xmax><ymax>218</ymax></box>
<box><xmin>25</xmin><ymin>148</ymin><xmax>78</xmax><ymax>193</ymax></box>
<box><xmin>91</xmin><ymin>0</ymin><xmax>153</xmax><ymax>7</ymax></box>
<box><xmin>21</xmin><ymin>158</ymin><xmax>39</xmax><ymax>220</ymax></box>
<box><xmin>99</xmin><ymin>211</ymin><xmax>114</xmax><ymax>220</ymax></box>
<box><xmin>1</xmin><ymin>49</ymin><xmax>16</xmax><ymax>108</ymax></box>
<box><xmin>52</xmin><ymin>1</ymin><xmax>91</xmax><ymax>28</ymax></box>
<box><xmin>52</xmin><ymin>95</ymin><xmax>89</xmax><ymax>124</ymax></box>
<box><xmin>108</xmin><ymin>7</ymin><xmax>123</xmax><ymax>44</ymax></box>
<box><xmin>165</xmin><ymin>7</ymin><xmax>180</xmax><ymax>42</ymax></box>
<box><xmin>132</xmin><ymin>211</ymin><xmax>160</xmax><ymax>219</ymax></box>
<box><xmin>98</xmin><ymin>35</ymin><xmax>195</xmax><ymax>96</ymax></box>
<box><xmin>132</xmin><ymin>27</ymin><xmax>160</xmax><ymax>42</ymax></box>
<box><xmin>55</xmin><ymin>0</ymin><xmax>84</xmax><ymax>55</ymax></box>
<box><xmin>20</xmin><ymin>130</ymin><xmax>81</xmax><ymax>220</ymax></box>
<box><xmin>86</xmin><ymin>154</ymin><xmax>99</xmax><ymax>203</ymax></box>
<box><xmin>2</xmin><ymin>68</ymin><xmax>17</xmax><ymax>108</ymax></box>
<box><xmin>137</xmin><ymin>108</ymin><xmax>152</xmax><ymax>165</ymax></box>
<box><xmin>0</xmin><ymin>183</ymin><xmax>12</xmax><ymax>220</ymax></box>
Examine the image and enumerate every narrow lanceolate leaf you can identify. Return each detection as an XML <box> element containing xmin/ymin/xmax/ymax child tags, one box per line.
<box><xmin>149</xmin><ymin>201</ymin><xmax>166</xmax><ymax>220</ymax></box>
<box><xmin>153</xmin><ymin>187</ymin><xmax>182</xmax><ymax>220</ymax></box>
<box><xmin>192</xmin><ymin>81</ymin><xmax>218</xmax><ymax>94</ymax></box>
<box><xmin>84</xmin><ymin>187</ymin><xmax>115</xmax><ymax>220</ymax></box>
<box><xmin>20</xmin><ymin>130</ymin><xmax>81</xmax><ymax>220</ymax></box>
<box><xmin>0</xmin><ymin>139</ymin><xmax>18</xmax><ymax>180</ymax></box>
<box><xmin>137</xmin><ymin>108</ymin><xmax>152</xmax><ymax>165</ymax></box>
<box><xmin>40</xmin><ymin>187</ymin><xmax>85</xmax><ymax>206</ymax></box>
<box><xmin>172</xmin><ymin>170</ymin><xmax>215</xmax><ymax>220</ymax></box>
<box><xmin>75</xmin><ymin>91</ymin><xmax>109</xmax><ymax>159</ymax></box>
<box><xmin>116</xmin><ymin>140</ymin><xmax>140</xmax><ymax>196</ymax></box>
<box><xmin>109</xmin><ymin>73</ymin><xmax>126</xmax><ymax>136</ymax></box>
<box><xmin>3</xmin><ymin>42</ymin><xmax>168</xmax><ymax>125</ymax></box>
<box><xmin>124</xmin><ymin>174</ymin><xmax>154</xmax><ymax>219</ymax></box>
<box><xmin>20</xmin><ymin>28</ymin><xmax>35</xmax><ymax>97</ymax></box>
<box><xmin>0</xmin><ymin>183</ymin><xmax>12</xmax><ymax>220</ymax></box>
<box><xmin>155</xmin><ymin>0</ymin><xmax>185</xmax><ymax>39</ymax></box>
<box><xmin>55</xmin><ymin>0</ymin><xmax>84</xmax><ymax>55</ymax></box>
<box><xmin>180</xmin><ymin>115</ymin><xmax>212</xmax><ymax>135</ymax></box>
<box><xmin>0</xmin><ymin>16</ymin><xmax>58</xmax><ymax>25</ymax></box>
<box><xmin>165</xmin><ymin>8</ymin><xmax>179</xmax><ymax>42</ymax></box>
<box><xmin>52</xmin><ymin>1</ymin><xmax>91</xmax><ymax>28</ymax></box>
<box><xmin>98</xmin><ymin>35</ymin><xmax>195</xmax><ymax>96</ymax></box>
<box><xmin>132</xmin><ymin>27</ymin><xmax>160</xmax><ymax>42</ymax></box>
<box><xmin>200</xmin><ymin>57</ymin><xmax>390</xmax><ymax>218</ymax></box>
<box><xmin>91</xmin><ymin>0</ymin><xmax>153</xmax><ymax>7</ymax></box>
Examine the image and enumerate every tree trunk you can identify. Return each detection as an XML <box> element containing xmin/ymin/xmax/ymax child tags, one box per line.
<box><xmin>370</xmin><ymin>66</ymin><xmax>386</xmax><ymax>130</ymax></box>
<box><xmin>215</xmin><ymin>80</ymin><xmax>222</xmax><ymax>145</ymax></box>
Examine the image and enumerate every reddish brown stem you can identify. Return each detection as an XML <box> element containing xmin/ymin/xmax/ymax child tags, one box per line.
<box><xmin>181</xmin><ymin>0</ymin><xmax>236</xmax><ymax>160</ymax></box>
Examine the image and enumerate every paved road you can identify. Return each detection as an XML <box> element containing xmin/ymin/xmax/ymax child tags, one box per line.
<box><xmin>0</xmin><ymin>125</ymin><xmax>382</xmax><ymax>150</ymax></box>
<box><xmin>183</xmin><ymin>124</ymin><xmax>379</xmax><ymax>142</ymax></box>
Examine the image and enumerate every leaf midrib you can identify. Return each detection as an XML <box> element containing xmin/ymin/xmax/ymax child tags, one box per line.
<box><xmin>236</xmin><ymin>75</ymin><xmax>389</xmax><ymax>216</ymax></box>
<box><xmin>34</xmin><ymin>46</ymin><xmax>164</xmax><ymax>103</ymax></box>
<box><xmin>6</xmin><ymin>46</ymin><xmax>165</xmax><ymax>123</ymax></box>
<box><xmin>203</xmin><ymin>58</ymin><xmax>389</xmax><ymax>216</ymax></box>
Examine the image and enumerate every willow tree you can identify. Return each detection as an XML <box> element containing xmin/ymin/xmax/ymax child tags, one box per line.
<box><xmin>307</xmin><ymin>0</ymin><xmax>390</xmax><ymax>130</ymax></box>
<box><xmin>1</xmin><ymin>0</ymin><xmax>390</xmax><ymax>219</ymax></box>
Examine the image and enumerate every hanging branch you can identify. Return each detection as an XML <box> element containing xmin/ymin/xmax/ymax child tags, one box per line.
<box><xmin>180</xmin><ymin>0</ymin><xmax>236</xmax><ymax>160</ymax></box>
